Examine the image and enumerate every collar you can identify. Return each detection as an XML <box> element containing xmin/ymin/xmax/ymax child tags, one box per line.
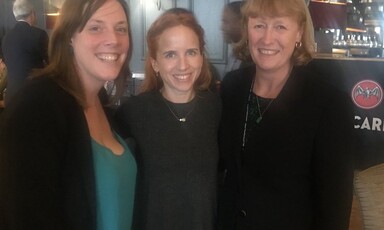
<box><xmin>17</xmin><ymin>20</ymin><xmax>31</xmax><ymax>26</ymax></box>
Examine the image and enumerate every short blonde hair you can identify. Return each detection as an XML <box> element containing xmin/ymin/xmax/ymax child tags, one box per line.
<box><xmin>234</xmin><ymin>0</ymin><xmax>315</xmax><ymax>66</ymax></box>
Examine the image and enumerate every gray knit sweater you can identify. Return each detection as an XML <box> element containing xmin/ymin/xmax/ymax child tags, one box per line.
<box><xmin>115</xmin><ymin>90</ymin><xmax>221</xmax><ymax>230</ymax></box>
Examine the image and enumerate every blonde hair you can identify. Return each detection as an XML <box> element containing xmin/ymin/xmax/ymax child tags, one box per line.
<box><xmin>234</xmin><ymin>0</ymin><xmax>315</xmax><ymax>66</ymax></box>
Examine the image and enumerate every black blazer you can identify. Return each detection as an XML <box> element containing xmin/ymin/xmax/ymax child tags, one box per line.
<box><xmin>218</xmin><ymin>65</ymin><xmax>354</xmax><ymax>230</ymax></box>
<box><xmin>1</xmin><ymin>21</ymin><xmax>49</xmax><ymax>105</ymax></box>
<box><xmin>0</xmin><ymin>77</ymin><xmax>97</xmax><ymax>230</ymax></box>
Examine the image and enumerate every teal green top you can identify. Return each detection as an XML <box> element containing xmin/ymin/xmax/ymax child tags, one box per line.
<box><xmin>92</xmin><ymin>134</ymin><xmax>137</xmax><ymax>230</ymax></box>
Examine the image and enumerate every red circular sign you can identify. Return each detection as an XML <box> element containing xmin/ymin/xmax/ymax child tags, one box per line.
<box><xmin>352</xmin><ymin>80</ymin><xmax>383</xmax><ymax>109</ymax></box>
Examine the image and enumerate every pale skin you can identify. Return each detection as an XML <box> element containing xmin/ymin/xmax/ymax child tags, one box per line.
<box><xmin>150</xmin><ymin>25</ymin><xmax>203</xmax><ymax>103</ymax></box>
<box><xmin>71</xmin><ymin>0</ymin><xmax>129</xmax><ymax>155</ymax></box>
<box><xmin>247</xmin><ymin>16</ymin><xmax>303</xmax><ymax>98</ymax></box>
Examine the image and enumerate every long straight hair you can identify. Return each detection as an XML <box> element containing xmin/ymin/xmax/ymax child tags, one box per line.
<box><xmin>32</xmin><ymin>0</ymin><xmax>132</xmax><ymax>107</ymax></box>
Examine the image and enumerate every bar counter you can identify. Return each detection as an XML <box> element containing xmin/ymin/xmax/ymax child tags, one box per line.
<box><xmin>309</xmin><ymin>55</ymin><xmax>384</xmax><ymax>169</ymax></box>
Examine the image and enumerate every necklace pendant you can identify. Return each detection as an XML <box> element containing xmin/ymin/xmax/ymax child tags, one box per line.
<box><xmin>179</xmin><ymin>118</ymin><xmax>186</xmax><ymax>122</ymax></box>
<box><xmin>256</xmin><ymin>116</ymin><xmax>262</xmax><ymax>123</ymax></box>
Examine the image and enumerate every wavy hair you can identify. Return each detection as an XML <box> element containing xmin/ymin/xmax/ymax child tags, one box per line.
<box><xmin>234</xmin><ymin>0</ymin><xmax>315</xmax><ymax>66</ymax></box>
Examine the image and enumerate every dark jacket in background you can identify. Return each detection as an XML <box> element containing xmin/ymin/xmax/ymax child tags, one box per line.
<box><xmin>1</xmin><ymin>21</ymin><xmax>48</xmax><ymax>106</ymax></box>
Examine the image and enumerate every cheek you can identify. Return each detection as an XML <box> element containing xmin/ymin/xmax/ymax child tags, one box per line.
<box><xmin>121</xmin><ymin>38</ymin><xmax>130</xmax><ymax>53</ymax></box>
<box><xmin>194</xmin><ymin>57</ymin><xmax>203</xmax><ymax>69</ymax></box>
<box><xmin>73</xmin><ymin>45</ymin><xmax>90</xmax><ymax>63</ymax></box>
<box><xmin>285</xmin><ymin>35</ymin><xmax>299</xmax><ymax>49</ymax></box>
<box><xmin>157</xmin><ymin>60</ymin><xmax>174</xmax><ymax>74</ymax></box>
<box><xmin>193</xmin><ymin>54</ymin><xmax>204</xmax><ymax>66</ymax></box>
<box><xmin>247</xmin><ymin>31</ymin><xmax>259</xmax><ymax>44</ymax></box>
<box><xmin>72</xmin><ymin>39</ymin><xmax>92</xmax><ymax>57</ymax></box>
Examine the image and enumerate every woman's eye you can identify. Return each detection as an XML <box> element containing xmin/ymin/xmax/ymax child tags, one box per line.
<box><xmin>164</xmin><ymin>52</ymin><xmax>176</xmax><ymax>59</ymax></box>
<box><xmin>254</xmin><ymin>24</ymin><xmax>265</xmax><ymax>29</ymax></box>
<box><xmin>187</xmin><ymin>49</ymin><xmax>199</xmax><ymax>56</ymax></box>
<box><xmin>89</xmin><ymin>26</ymin><xmax>101</xmax><ymax>32</ymax></box>
<box><xmin>116</xmin><ymin>26</ymin><xmax>128</xmax><ymax>34</ymax></box>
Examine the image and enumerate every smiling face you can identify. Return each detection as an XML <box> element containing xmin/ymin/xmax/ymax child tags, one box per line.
<box><xmin>151</xmin><ymin>25</ymin><xmax>203</xmax><ymax>101</ymax></box>
<box><xmin>247</xmin><ymin>16</ymin><xmax>302</xmax><ymax>75</ymax></box>
<box><xmin>70</xmin><ymin>0</ymin><xmax>129</xmax><ymax>90</ymax></box>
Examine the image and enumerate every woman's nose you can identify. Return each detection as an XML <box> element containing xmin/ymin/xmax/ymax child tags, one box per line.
<box><xmin>104</xmin><ymin>31</ymin><xmax>118</xmax><ymax>46</ymax></box>
<box><xmin>178</xmin><ymin>56</ymin><xmax>189</xmax><ymax>70</ymax></box>
<box><xmin>261</xmin><ymin>29</ymin><xmax>274</xmax><ymax>44</ymax></box>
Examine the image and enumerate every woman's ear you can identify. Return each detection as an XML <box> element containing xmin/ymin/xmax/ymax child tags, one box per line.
<box><xmin>150</xmin><ymin>57</ymin><xmax>159</xmax><ymax>73</ymax></box>
<box><xmin>296</xmin><ymin>26</ymin><xmax>304</xmax><ymax>43</ymax></box>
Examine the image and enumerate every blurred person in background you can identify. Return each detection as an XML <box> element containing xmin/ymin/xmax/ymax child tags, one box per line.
<box><xmin>1</xmin><ymin>0</ymin><xmax>49</xmax><ymax>107</ymax></box>
<box><xmin>221</xmin><ymin>1</ymin><xmax>251</xmax><ymax>79</ymax></box>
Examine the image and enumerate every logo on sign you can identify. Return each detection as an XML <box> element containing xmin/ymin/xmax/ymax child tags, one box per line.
<box><xmin>352</xmin><ymin>80</ymin><xmax>383</xmax><ymax>109</ymax></box>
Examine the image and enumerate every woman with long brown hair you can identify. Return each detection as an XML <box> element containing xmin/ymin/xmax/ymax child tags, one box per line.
<box><xmin>0</xmin><ymin>0</ymin><xmax>136</xmax><ymax>229</ymax></box>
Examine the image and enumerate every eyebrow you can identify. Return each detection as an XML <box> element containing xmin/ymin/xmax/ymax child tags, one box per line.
<box><xmin>188</xmin><ymin>48</ymin><xmax>199</xmax><ymax>51</ymax></box>
<box><xmin>88</xmin><ymin>19</ymin><xmax>128</xmax><ymax>25</ymax></box>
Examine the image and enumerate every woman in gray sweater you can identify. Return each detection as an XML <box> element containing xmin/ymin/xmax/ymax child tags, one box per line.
<box><xmin>115</xmin><ymin>8</ymin><xmax>221</xmax><ymax>230</ymax></box>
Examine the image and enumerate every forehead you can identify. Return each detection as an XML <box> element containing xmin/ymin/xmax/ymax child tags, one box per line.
<box><xmin>246</xmin><ymin>1</ymin><xmax>303</xmax><ymax>25</ymax></box>
<box><xmin>90</xmin><ymin>0</ymin><xmax>126</xmax><ymax>21</ymax></box>
<box><xmin>157</xmin><ymin>25</ymin><xmax>199</xmax><ymax>47</ymax></box>
<box><xmin>249</xmin><ymin>15</ymin><xmax>299</xmax><ymax>25</ymax></box>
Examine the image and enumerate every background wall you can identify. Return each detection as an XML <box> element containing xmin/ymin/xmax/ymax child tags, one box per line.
<box><xmin>128</xmin><ymin>0</ymin><xmax>242</xmax><ymax>79</ymax></box>
<box><xmin>0</xmin><ymin>0</ymin><xmax>242</xmax><ymax>78</ymax></box>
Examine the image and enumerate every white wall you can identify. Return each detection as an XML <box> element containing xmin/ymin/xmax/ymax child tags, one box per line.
<box><xmin>127</xmin><ymin>0</ymin><xmax>242</xmax><ymax>79</ymax></box>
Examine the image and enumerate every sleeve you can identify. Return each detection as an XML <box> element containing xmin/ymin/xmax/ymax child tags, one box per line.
<box><xmin>217</xmin><ymin>74</ymin><xmax>240</xmax><ymax>230</ymax></box>
<box><xmin>313</xmin><ymin>90</ymin><xmax>355</xmax><ymax>230</ymax></box>
<box><xmin>0</xmin><ymin>85</ymin><xmax>69</xmax><ymax>229</ymax></box>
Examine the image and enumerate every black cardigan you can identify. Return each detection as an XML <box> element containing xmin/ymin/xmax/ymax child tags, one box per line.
<box><xmin>218</xmin><ymin>65</ymin><xmax>355</xmax><ymax>230</ymax></box>
<box><xmin>0</xmin><ymin>77</ymin><xmax>97</xmax><ymax>230</ymax></box>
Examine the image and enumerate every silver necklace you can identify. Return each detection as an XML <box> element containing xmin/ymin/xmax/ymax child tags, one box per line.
<box><xmin>241</xmin><ymin>77</ymin><xmax>274</xmax><ymax>148</ymax></box>
<box><xmin>242</xmin><ymin>77</ymin><xmax>255</xmax><ymax>149</ymax></box>
<box><xmin>161</xmin><ymin>96</ymin><xmax>196</xmax><ymax>122</ymax></box>
<box><xmin>241</xmin><ymin>67</ymin><xmax>291</xmax><ymax>148</ymax></box>
<box><xmin>255</xmin><ymin>95</ymin><xmax>274</xmax><ymax>123</ymax></box>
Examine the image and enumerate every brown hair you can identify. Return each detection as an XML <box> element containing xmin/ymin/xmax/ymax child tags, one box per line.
<box><xmin>32</xmin><ymin>0</ymin><xmax>132</xmax><ymax>107</ymax></box>
<box><xmin>234</xmin><ymin>0</ymin><xmax>315</xmax><ymax>66</ymax></box>
<box><xmin>140</xmin><ymin>8</ymin><xmax>211</xmax><ymax>93</ymax></box>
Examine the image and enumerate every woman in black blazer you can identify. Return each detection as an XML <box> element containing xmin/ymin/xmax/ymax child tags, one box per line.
<box><xmin>217</xmin><ymin>0</ymin><xmax>354</xmax><ymax>229</ymax></box>
<box><xmin>0</xmin><ymin>0</ymin><xmax>136</xmax><ymax>229</ymax></box>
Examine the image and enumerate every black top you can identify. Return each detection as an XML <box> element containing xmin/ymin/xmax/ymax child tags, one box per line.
<box><xmin>115</xmin><ymin>90</ymin><xmax>221</xmax><ymax>230</ymax></box>
<box><xmin>0</xmin><ymin>77</ymin><xmax>114</xmax><ymax>230</ymax></box>
<box><xmin>218</xmin><ymin>65</ymin><xmax>355</xmax><ymax>230</ymax></box>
